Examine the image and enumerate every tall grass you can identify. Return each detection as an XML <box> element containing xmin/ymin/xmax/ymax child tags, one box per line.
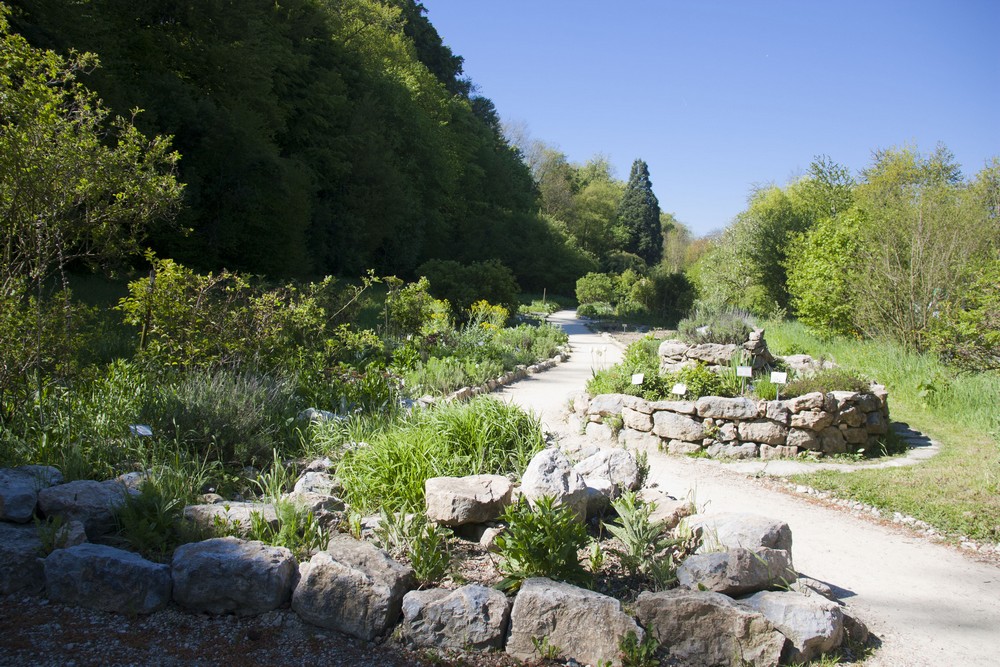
<box><xmin>328</xmin><ymin>396</ymin><xmax>544</xmax><ymax>514</ymax></box>
<box><xmin>764</xmin><ymin>319</ymin><xmax>1000</xmax><ymax>541</ymax></box>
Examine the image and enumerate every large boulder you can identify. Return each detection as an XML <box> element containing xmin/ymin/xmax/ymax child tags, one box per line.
<box><xmin>636</xmin><ymin>589</ymin><xmax>786</xmax><ymax>667</ymax></box>
<box><xmin>424</xmin><ymin>475</ymin><xmax>513</xmax><ymax>526</ymax></box>
<box><xmin>292</xmin><ymin>535</ymin><xmax>415</xmax><ymax>640</ymax></box>
<box><xmin>689</xmin><ymin>513</ymin><xmax>793</xmax><ymax>554</ymax></box>
<box><xmin>652</xmin><ymin>411</ymin><xmax>706</xmax><ymax>442</ymax></box>
<box><xmin>45</xmin><ymin>543</ymin><xmax>171</xmax><ymax>614</ymax></box>
<box><xmin>400</xmin><ymin>584</ymin><xmax>511</xmax><ymax>651</ymax></box>
<box><xmin>685</xmin><ymin>343</ymin><xmax>740</xmax><ymax>366</ymax></box>
<box><xmin>741</xmin><ymin>591</ymin><xmax>845</xmax><ymax>663</ymax></box>
<box><xmin>171</xmin><ymin>537</ymin><xmax>296</xmax><ymax>615</ymax></box>
<box><xmin>677</xmin><ymin>547</ymin><xmax>796</xmax><ymax>596</ymax></box>
<box><xmin>737</xmin><ymin>420</ymin><xmax>789</xmax><ymax>446</ymax></box>
<box><xmin>520</xmin><ymin>449</ymin><xmax>588</xmax><ymax>521</ymax></box>
<box><xmin>0</xmin><ymin>522</ymin><xmax>45</xmax><ymax>594</ymax></box>
<box><xmin>506</xmin><ymin>578</ymin><xmax>644</xmax><ymax>667</ymax></box>
<box><xmin>36</xmin><ymin>479</ymin><xmax>131</xmax><ymax>538</ymax></box>
<box><xmin>0</xmin><ymin>466</ymin><xmax>61</xmax><ymax>522</ymax></box>
<box><xmin>573</xmin><ymin>449</ymin><xmax>641</xmax><ymax>493</ymax></box>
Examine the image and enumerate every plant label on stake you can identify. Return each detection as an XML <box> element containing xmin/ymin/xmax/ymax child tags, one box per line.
<box><xmin>770</xmin><ymin>371</ymin><xmax>788</xmax><ymax>401</ymax></box>
<box><xmin>737</xmin><ymin>365</ymin><xmax>753</xmax><ymax>393</ymax></box>
<box><xmin>671</xmin><ymin>383</ymin><xmax>688</xmax><ymax>397</ymax></box>
<box><xmin>631</xmin><ymin>373</ymin><xmax>645</xmax><ymax>385</ymax></box>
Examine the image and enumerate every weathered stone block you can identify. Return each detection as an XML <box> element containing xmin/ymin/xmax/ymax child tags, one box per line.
<box><xmin>741</xmin><ymin>591</ymin><xmax>844</xmax><ymax>663</ymax></box>
<box><xmin>36</xmin><ymin>479</ymin><xmax>131</xmax><ymax>538</ymax></box>
<box><xmin>424</xmin><ymin>475</ymin><xmax>513</xmax><ymax>526</ymax></box>
<box><xmin>696</xmin><ymin>396</ymin><xmax>759</xmax><ymax>420</ymax></box>
<box><xmin>521</xmin><ymin>449</ymin><xmax>588</xmax><ymax>521</ymax></box>
<box><xmin>677</xmin><ymin>547</ymin><xmax>796</xmax><ymax>596</ymax></box>
<box><xmin>401</xmin><ymin>585</ymin><xmax>511</xmax><ymax>651</ymax></box>
<box><xmin>689</xmin><ymin>513</ymin><xmax>793</xmax><ymax>553</ymax></box>
<box><xmin>621</xmin><ymin>406</ymin><xmax>652</xmax><ymax>432</ymax></box>
<box><xmin>46</xmin><ymin>543</ymin><xmax>171</xmax><ymax>614</ymax></box>
<box><xmin>738</xmin><ymin>420</ymin><xmax>789</xmax><ymax>446</ymax></box>
<box><xmin>652</xmin><ymin>411</ymin><xmax>706</xmax><ymax>441</ymax></box>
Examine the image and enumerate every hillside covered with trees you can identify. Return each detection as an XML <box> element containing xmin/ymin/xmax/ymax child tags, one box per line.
<box><xmin>6</xmin><ymin>0</ymin><xmax>608</xmax><ymax>292</ymax></box>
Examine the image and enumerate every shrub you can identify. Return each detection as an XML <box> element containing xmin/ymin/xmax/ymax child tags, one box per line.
<box><xmin>576</xmin><ymin>272</ymin><xmax>616</xmax><ymax>305</ymax></box>
<box><xmin>373</xmin><ymin>510</ymin><xmax>452</xmax><ymax>587</ymax></box>
<box><xmin>577</xmin><ymin>302</ymin><xmax>615</xmax><ymax>319</ymax></box>
<box><xmin>495</xmin><ymin>496</ymin><xmax>590</xmax><ymax>592</ymax></box>
<box><xmin>143</xmin><ymin>369</ymin><xmax>300</xmax><ymax>466</ymax></box>
<box><xmin>783</xmin><ymin>367</ymin><xmax>869</xmax><ymax>398</ymax></box>
<box><xmin>418</xmin><ymin>259</ymin><xmax>520</xmax><ymax>318</ymax></box>
<box><xmin>677</xmin><ymin>303</ymin><xmax>753</xmax><ymax>345</ymax></box>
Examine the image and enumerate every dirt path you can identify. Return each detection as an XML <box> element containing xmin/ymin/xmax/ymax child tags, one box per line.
<box><xmin>502</xmin><ymin>310</ymin><xmax>1000</xmax><ymax>667</ymax></box>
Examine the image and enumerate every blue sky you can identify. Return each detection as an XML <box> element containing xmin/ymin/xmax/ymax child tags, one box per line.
<box><xmin>421</xmin><ymin>0</ymin><xmax>999</xmax><ymax>237</ymax></box>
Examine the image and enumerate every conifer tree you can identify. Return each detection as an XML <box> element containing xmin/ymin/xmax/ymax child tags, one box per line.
<box><xmin>615</xmin><ymin>159</ymin><xmax>663</xmax><ymax>265</ymax></box>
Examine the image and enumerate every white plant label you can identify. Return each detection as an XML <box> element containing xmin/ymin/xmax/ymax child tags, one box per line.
<box><xmin>631</xmin><ymin>373</ymin><xmax>645</xmax><ymax>385</ymax></box>
<box><xmin>671</xmin><ymin>382</ymin><xmax>688</xmax><ymax>396</ymax></box>
<box><xmin>736</xmin><ymin>366</ymin><xmax>753</xmax><ymax>378</ymax></box>
<box><xmin>771</xmin><ymin>371</ymin><xmax>788</xmax><ymax>384</ymax></box>
<box><xmin>129</xmin><ymin>424</ymin><xmax>154</xmax><ymax>437</ymax></box>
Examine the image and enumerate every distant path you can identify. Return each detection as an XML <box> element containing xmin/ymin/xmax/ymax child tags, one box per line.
<box><xmin>501</xmin><ymin>310</ymin><xmax>1000</xmax><ymax>667</ymax></box>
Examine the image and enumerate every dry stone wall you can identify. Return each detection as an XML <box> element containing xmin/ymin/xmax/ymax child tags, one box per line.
<box><xmin>577</xmin><ymin>388</ymin><xmax>890</xmax><ymax>459</ymax></box>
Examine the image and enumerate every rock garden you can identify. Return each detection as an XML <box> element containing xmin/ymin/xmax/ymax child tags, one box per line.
<box><xmin>1</xmin><ymin>428</ymin><xmax>869</xmax><ymax>667</ymax></box>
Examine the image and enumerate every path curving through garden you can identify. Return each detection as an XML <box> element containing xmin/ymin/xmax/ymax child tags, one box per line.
<box><xmin>502</xmin><ymin>310</ymin><xmax>1000</xmax><ymax>667</ymax></box>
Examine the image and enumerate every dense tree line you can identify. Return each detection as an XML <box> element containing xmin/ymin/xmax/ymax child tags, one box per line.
<box><xmin>6</xmin><ymin>0</ymin><xmax>591</xmax><ymax>292</ymax></box>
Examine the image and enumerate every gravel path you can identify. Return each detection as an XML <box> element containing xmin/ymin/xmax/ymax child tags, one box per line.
<box><xmin>505</xmin><ymin>310</ymin><xmax>1000</xmax><ymax>667</ymax></box>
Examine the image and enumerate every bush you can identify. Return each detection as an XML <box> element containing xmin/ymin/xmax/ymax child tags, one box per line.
<box><xmin>143</xmin><ymin>369</ymin><xmax>300</xmax><ymax>466</ymax></box>
<box><xmin>576</xmin><ymin>272</ymin><xmax>616</xmax><ymax>305</ymax></box>
<box><xmin>783</xmin><ymin>367</ymin><xmax>869</xmax><ymax>398</ymax></box>
<box><xmin>577</xmin><ymin>302</ymin><xmax>615</xmax><ymax>319</ymax></box>
<box><xmin>677</xmin><ymin>303</ymin><xmax>753</xmax><ymax>345</ymax></box>
<box><xmin>418</xmin><ymin>259</ymin><xmax>520</xmax><ymax>318</ymax></box>
<box><xmin>495</xmin><ymin>496</ymin><xmax>590</xmax><ymax>592</ymax></box>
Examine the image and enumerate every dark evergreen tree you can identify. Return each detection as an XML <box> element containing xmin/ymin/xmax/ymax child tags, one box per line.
<box><xmin>616</xmin><ymin>159</ymin><xmax>662</xmax><ymax>265</ymax></box>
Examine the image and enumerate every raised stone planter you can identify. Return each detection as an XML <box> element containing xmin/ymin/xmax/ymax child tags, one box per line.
<box><xmin>578</xmin><ymin>386</ymin><xmax>890</xmax><ymax>459</ymax></box>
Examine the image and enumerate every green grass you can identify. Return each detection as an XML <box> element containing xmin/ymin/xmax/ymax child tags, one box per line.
<box><xmin>764</xmin><ymin>319</ymin><xmax>1000</xmax><ymax>542</ymax></box>
<box><xmin>324</xmin><ymin>396</ymin><xmax>545</xmax><ymax>514</ymax></box>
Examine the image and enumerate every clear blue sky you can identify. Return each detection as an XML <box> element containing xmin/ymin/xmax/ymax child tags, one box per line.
<box><xmin>421</xmin><ymin>0</ymin><xmax>999</xmax><ymax>237</ymax></box>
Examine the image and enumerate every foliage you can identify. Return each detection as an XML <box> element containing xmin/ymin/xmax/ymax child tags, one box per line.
<box><xmin>576</xmin><ymin>272</ymin><xmax>617</xmax><ymax>305</ymax></box>
<box><xmin>142</xmin><ymin>369</ymin><xmax>300</xmax><ymax>466</ymax></box>
<box><xmin>373</xmin><ymin>510</ymin><xmax>452</xmax><ymax>587</ymax></box>
<box><xmin>619</xmin><ymin>629</ymin><xmax>661</xmax><ymax>667</ymax></box>
<box><xmin>333</xmin><ymin>397</ymin><xmax>544</xmax><ymax>514</ymax></box>
<box><xmin>604</xmin><ymin>491</ymin><xmax>697</xmax><ymax>591</ymax></box>
<box><xmin>495</xmin><ymin>496</ymin><xmax>590</xmax><ymax>592</ymax></box>
<box><xmin>211</xmin><ymin>502</ymin><xmax>329</xmax><ymax>562</ymax></box>
<box><xmin>677</xmin><ymin>304</ymin><xmax>754</xmax><ymax>345</ymax></box>
<box><xmin>417</xmin><ymin>259</ymin><xmax>520</xmax><ymax>318</ymax></box>
<box><xmin>926</xmin><ymin>255</ymin><xmax>1000</xmax><ymax>372</ymax></box>
<box><xmin>384</xmin><ymin>276</ymin><xmax>451</xmax><ymax>339</ymax></box>
<box><xmin>783</xmin><ymin>368</ymin><xmax>870</xmax><ymax>398</ymax></box>
<box><xmin>615</xmin><ymin>159</ymin><xmax>663</xmax><ymax>266</ymax></box>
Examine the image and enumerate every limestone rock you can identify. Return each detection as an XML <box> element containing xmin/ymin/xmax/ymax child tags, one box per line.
<box><xmin>790</xmin><ymin>410</ymin><xmax>834</xmax><ymax>431</ymax></box>
<box><xmin>677</xmin><ymin>547</ymin><xmax>796</xmax><ymax>596</ymax></box>
<box><xmin>636</xmin><ymin>589</ymin><xmax>785</xmax><ymax>667</ymax></box>
<box><xmin>292</xmin><ymin>471</ymin><xmax>343</xmax><ymax>496</ymax></box>
<box><xmin>685</xmin><ymin>343</ymin><xmax>740</xmax><ymax>366</ymax></box>
<box><xmin>618</xmin><ymin>429</ymin><xmax>662</xmax><ymax>453</ymax></box>
<box><xmin>46</xmin><ymin>543</ymin><xmax>171</xmax><ymax>614</ymax></box>
<box><xmin>171</xmin><ymin>537</ymin><xmax>296</xmax><ymax>615</ymax></box>
<box><xmin>637</xmin><ymin>488</ymin><xmax>694</xmax><ymax>530</ymax></box>
<box><xmin>764</xmin><ymin>400</ymin><xmax>792</xmax><ymax>425</ymax></box>
<box><xmin>818</xmin><ymin>427</ymin><xmax>848</xmax><ymax>454</ymax></box>
<box><xmin>647</xmin><ymin>399</ymin><xmax>697</xmax><ymax>415</ymax></box>
<box><xmin>621</xmin><ymin>406</ymin><xmax>652</xmax><ymax>432</ymax></box>
<box><xmin>520</xmin><ymin>449</ymin><xmax>588</xmax><ymax>521</ymax></box>
<box><xmin>506</xmin><ymin>578</ymin><xmax>643</xmax><ymax>667</ymax></box>
<box><xmin>760</xmin><ymin>444</ymin><xmax>799</xmax><ymax>459</ymax></box>
<box><xmin>741</xmin><ymin>590</ymin><xmax>845</xmax><ymax>663</ymax></box>
<box><xmin>574</xmin><ymin>449</ymin><xmax>641</xmax><ymax>493</ymax></box>
<box><xmin>787</xmin><ymin>428</ymin><xmax>821</xmax><ymax>451</ymax></box>
<box><xmin>400</xmin><ymin>585</ymin><xmax>511</xmax><ymax>651</ymax></box>
<box><xmin>706</xmin><ymin>442</ymin><xmax>759</xmax><ymax>459</ymax></box>
<box><xmin>424</xmin><ymin>475</ymin><xmax>513</xmax><ymax>526</ymax></box>
<box><xmin>737</xmin><ymin>420</ymin><xmax>789</xmax><ymax>446</ymax></box>
<box><xmin>36</xmin><ymin>479</ymin><xmax>131</xmax><ymax>538</ymax></box>
<box><xmin>182</xmin><ymin>501</ymin><xmax>279</xmax><ymax>535</ymax></box>
<box><xmin>788</xmin><ymin>392</ymin><xmax>825</xmax><ymax>413</ymax></box>
<box><xmin>0</xmin><ymin>522</ymin><xmax>45</xmax><ymax>594</ymax></box>
<box><xmin>584</xmin><ymin>421</ymin><xmax>615</xmax><ymax>442</ymax></box>
<box><xmin>695</xmin><ymin>396</ymin><xmax>759</xmax><ymax>420</ymax></box>
<box><xmin>657</xmin><ymin>339</ymin><xmax>690</xmax><ymax>360</ymax></box>
<box><xmin>292</xmin><ymin>535</ymin><xmax>415</xmax><ymax>640</ymax></box>
<box><xmin>667</xmin><ymin>440</ymin><xmax>703</xmax><ymax>455</ymax></box>
<box><xmin>0</xmin><ymin>468</ymin><xmax>44</xmax><ymax>523</ymax></box>
<box><xmin>865</xmin><ymin>410</ymin><xmax>888</xmax><ymax>435</ymax></box>
<box><xmin>587</xmin><ymin>393</ymin><xmax>629</xmax><ymax>417</ymax></box>
<box><xmin>652</xmin><ymin>411</ymin><xmax>706</xmax><ymax>442</ymax></box>
<box><xmin>689</xmin><ymin>513</ymin><xmax>793</xmax><ymax>553</ymax></box>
